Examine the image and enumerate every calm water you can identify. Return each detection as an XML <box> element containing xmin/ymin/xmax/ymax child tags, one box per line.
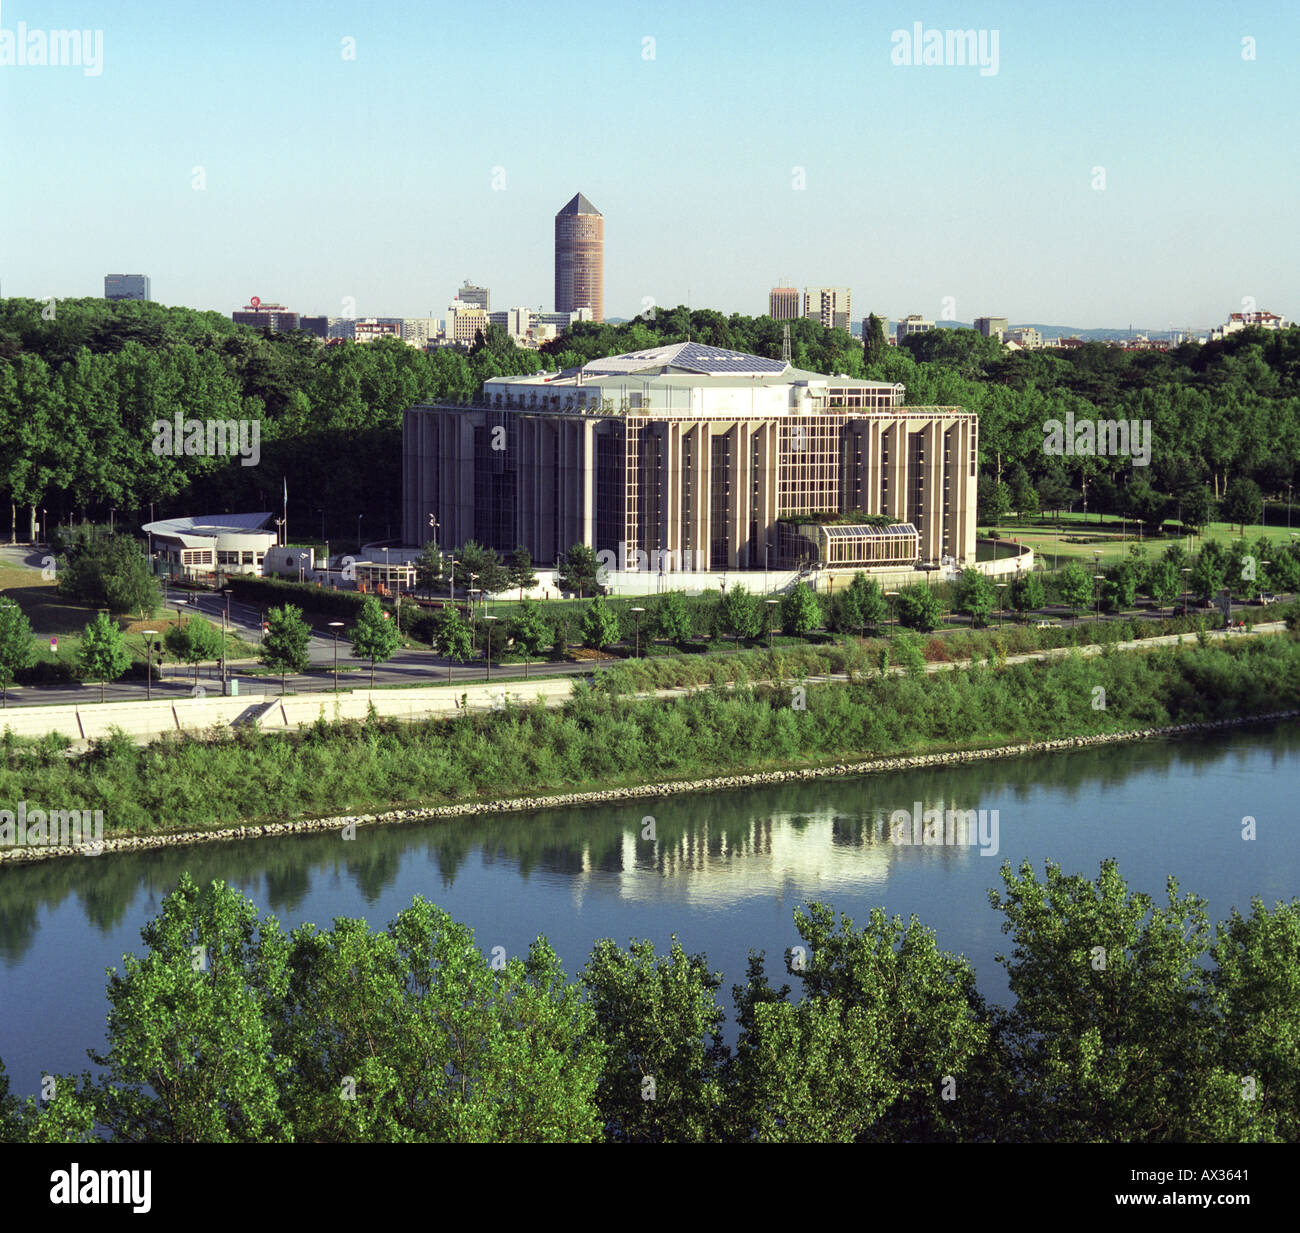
<box><xmin>1</xmin><ymin>724</ymin><xmax>1298</xmax><ymax>1098</ymax></box>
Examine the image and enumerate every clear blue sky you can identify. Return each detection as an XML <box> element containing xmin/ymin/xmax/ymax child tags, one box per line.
<box><xmin>2</xmin><ymin>0</ymin><xmax>1296</xmax><ymax>328</ymax></box>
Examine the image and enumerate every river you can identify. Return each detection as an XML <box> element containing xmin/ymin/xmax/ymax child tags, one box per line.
<box><xmin>1</xmin><ymin>723</ymin><xmax>1296</xmax><ymax>1098</ymax></box>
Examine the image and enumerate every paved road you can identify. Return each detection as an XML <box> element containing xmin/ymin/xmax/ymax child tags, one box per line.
<box><xmin>0</xmin><ymin>545</ymin><xmax>1289</xmax><ymax>709</ymax></box>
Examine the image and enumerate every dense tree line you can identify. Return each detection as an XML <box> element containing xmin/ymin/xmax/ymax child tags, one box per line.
<box><xmin>2</xmin><ymin>862</ymin><xmax>1295</xmax><ymax>1142</ymax></box>
<box><xmin>4</xmin><ymin>298</ymin><xmax>1297</xmax><ymax>553</ymax></box>
<box><xmin>547</xmin><ymin>311</ymin><xmax>1300</xmax><ymax>531</ymax></box>
<box><xmin>0</xmin><ymin>299</ymin><xmax>542</xmax><ymax>542</ymax></box>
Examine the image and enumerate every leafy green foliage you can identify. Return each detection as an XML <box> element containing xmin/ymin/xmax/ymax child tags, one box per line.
<box><xmin>163</xmin><ymin>617</ymin><xmax>223</xmax><ymax>685</ymax></box>
<box><xmin>0</xmin><ymin>601</ymin><xmax>35</xmax><ymax>705</ymax></box>
<box><xmin>896</xmin><ymin>583</ymin><xmax>943</xmax><ymax>632</ymax></box>
<box><xmin>780</xmin><ymin>583</ymin><xmax>821</xmax><ymax>638</ymax></box>
<box><xmin>507</xmin><ymin>546</ymin><xmax>538</xmax><ymax>598</ymax></box>
<box><xmin>349</xmin><ymin>596</ymin><xmax>401</xmax><ymax>686</ymax></box>
<box><xmin>76</xmin><ymin>611</ymin><xmax>131</xmax><ymax>701</ymax></box>
<box><xmin>582</xmin><ymin>937</ymin><xmax>728</xmax><ymax>1142</ymax></box>
<box><xmin>719</xmin><ymin>583</ymin><xmax>759</xmax><ymax>643</ymax></box>
<box><xmin>507</xmin><ymin>599</ymin><xmax>550</xmax><ymax>660</ymax></box>
<box><xmin>953</xmin><ymin>568</ymin><xmax>996</xmax><ymax>627</ymax></box>
<box><xmin>453</xmin><ymin>540</ymin><xmax>508</xmax><ymax>596</ymax></box>
<box><xmin>8</xmin><ymin>860</ymin><xmax>1294</xmax><ymax>1143</ymax></box>
<box><xmin>57</xmin><ymin>526</ymin><xmax>160</xmax><ymax>617</ymax></box>
<box><xmin>1056</xmin><ymin>561</ymin><xmax>1095</xmax><ymax>615</ymax></box>
<box><xmin>1009</xmin><ymin>570</ymin><xmax>1045</xmax><ymax>617</ymax></box>
<box><xmin>580</xmin><ymin>597</ymin><xmax>620</xmax><ymax>652</ymax></box>
<box><xmin>557</xmin><ymin>543</ymin><xmax>602</xmax><ymax>597</ymax></box>
<box><xmin>652</xmin><ymin>590</ymin><xmax>692</xmax><ymax>644</ymax></box>
<box><xmin>260</xmin><ymin>604</ymin><xmax>311</xmax><ymax>693</ymax></box>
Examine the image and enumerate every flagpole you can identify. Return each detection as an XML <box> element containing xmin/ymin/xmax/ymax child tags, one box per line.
<box><xmin>283</xmin><ymin>478</ymin><xmax>288</xmax><ymax>546</ymax></box>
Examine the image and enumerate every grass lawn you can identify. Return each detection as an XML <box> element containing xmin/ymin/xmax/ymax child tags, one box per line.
<box><xmin>1</xmin><ymin>567</ymin><xmax>258</xmax><ymax>667</ymax></box>
<box><xmin>983</xmin><ymin>514</ymin><xmax>1300</xmax><ymax>571</ymax></box>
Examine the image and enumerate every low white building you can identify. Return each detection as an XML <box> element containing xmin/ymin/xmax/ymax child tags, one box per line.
<box><xmin>1208</xmin><ymin>310</ymin><xmax>1289</xmax><ymax>342</ymax></box>
<box><xmin>143</xmin><ymin>513</ymin><xmax>279</xmax><ymax>581</ymax></box>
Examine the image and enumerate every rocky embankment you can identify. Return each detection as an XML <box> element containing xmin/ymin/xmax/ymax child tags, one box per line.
<box><xmin>2</xmin><ymin>709</ymin><xmax>1296</xmax><ymax>865</ymax></box>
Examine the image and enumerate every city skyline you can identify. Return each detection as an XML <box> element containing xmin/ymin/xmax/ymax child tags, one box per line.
<box><xmin>2</xmin><ymin>1</ymin><xmax>1297</xmax><ymax>326</ymax></box>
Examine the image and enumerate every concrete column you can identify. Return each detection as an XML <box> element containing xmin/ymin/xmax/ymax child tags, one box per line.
<box><xmin>691</xmin><ymin>423</ymin><xmax>710</xmax><ymax>573</ymax></box>
<box><xmin>581</xmin><ymin>420</ymin><xmax>595</xmax><ymax>549</ymax></box>
<box><xmin>730</xmin><ymin>423</ymin><xmax>749</xmax><ymax>568</ymax></box>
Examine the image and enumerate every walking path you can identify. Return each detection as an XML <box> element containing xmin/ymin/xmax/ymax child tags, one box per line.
<box><xmin>0</xmin><ymin>622</ymin><xmax>1285</xmax><ymax>747</ymax></box>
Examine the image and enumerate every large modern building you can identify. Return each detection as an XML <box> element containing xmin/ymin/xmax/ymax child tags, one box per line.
<box><xmin>896</xmin><ymin>314</ymin><xmax>935</xmax><ymax>344</ymax></box>
<box><xmin>232</xmin><ymin>301</ymin><xmax>300</xmax><ymax>332</ymax></box>
<box><xmin>105</xmin><ymin>274</ymin><xmax>151</xmax><ymax>301</ymax></box>
<box><xmin>457</xmin><ymin>281</ymin><xmax>490</xmax><ymax>311</ymax></box>
<box><xmin>403</xmin><ymin>342</ymin><xmax>977</xmax><ymax>576</ymax></box>
<box><xmin>554</xmin><ymin>193</ymin><xmax>603</xmax><ymax>323</ymax></box>
<box><xmin>805</xmin><ymin>287</ymin><xmax>852</xmax><ymax>332</ymax></box>
<box><xmin>143</xmin><ymin>513</ymin><xmax>279</xmax><ymax>581</ymax></box>
<box><xmin>769</xmin><ymin>287</ymin><xmax>800</xmax><ymax>320</ymax></box>
<box><xmin>974</xmin><ymin>316</ymin><xmax>1008</xmax><ymax>340</ymax></box>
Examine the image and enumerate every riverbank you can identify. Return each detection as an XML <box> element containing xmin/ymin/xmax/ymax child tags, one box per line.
<box><xmin>2</xmin><ymin>703</ymin><xmax>1296</xmax><ymax>865</ymax></box>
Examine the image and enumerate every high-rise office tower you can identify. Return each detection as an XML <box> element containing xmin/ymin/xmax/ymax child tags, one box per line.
<box><xmin>105</xmin><ymin>274</ymin><xmax>151</xmax><ymax>301</ymax></box>
<box><xmin>804</xmin><ymin>287</ymin><xmax>852</xmax><ymax>332</ymax></box>
<box><xmin>769</xmin><ymin>287</ymin><xmax>800</xmax><ymax>320</ymax></box>
<box><xmin>458</xmin><ymin>282</ymin><xmax>490</xmax><ymax>311</ymax></box>
<box><xmin>554</xmin><ymin>193</ymin><xmax>603</xmax><ymax>323</ymax></box>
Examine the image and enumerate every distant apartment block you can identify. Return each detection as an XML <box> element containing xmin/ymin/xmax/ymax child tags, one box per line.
<box><xmin>488</xmin><ymin>307</ymin><xmax>533</xmax><ymax>340</ymax></box>
<box><xmin>537</xmin><ymin>307</ymin><xmax>592</xmax><ymax>335</ymax></box>
<box><xmin>769</xmin><ymin>287</ymin><xmax>800</xmax><ymax>320</ymax></box>
<box><xmin>457</xmin><ymin>282</ymin><xmax>490</xmax><ymax>311</ymax></box>
<box><xmin>232</xmin><ymin>302</ymin><xmax>299</xmax><ymax>332</ymax></box>
<box><xmin>1209</xmin><ymin>309</ymin><xmax>1289</xmax><ymax>341</ymax></box>
<box><xmin>105</xmin><ymin>274</ymin><xmax>151</xmax><ymax>302</ymax></box>
<box><xmin>974</xmin><ymin>316</ymin><xmax>1009</xmax><ymax>340</ymax></box>
<box><xmin>298</xmin><ymin>316</ymin><xmax>330</xmax><ymax>339</ymax></box>
<box><xmin>355</xmin><ymin>318</ymin><xmax>403</xmax><ymax>344</ymax></box>
<box><xmin>403</xmin><ymin>342</ymin><xmax>978</xmax><ymax>573</ymax></box>
<box><xmin>555</xmin><ymin>193</ymin><xmax>604</xmax><ymax>324</ymax></box>
<box><xmin>446</xmin><ymin>305</ymin><xmax>490</xmax><ymax>346</ymax></box>
<box><xmin>1005</xmin><ymin>327</ymin><xmax>1042</xmax><ymax>349</ymax></box>
<box><xmin>805</xmin><ymin>287</ymin><xmax>852</xmax><ymax>332</ymax></box>
<box><xmin>327</xmin><ymin>317</ymin><xmax>357</xmax><ymax>341</ymax></box>
<box><xmin>896</xmin><ymin>315</ymin><xmax>935</xmax><ymax>344</ymax></box>
<box><xmin>401</xmin><ymin>317</ymin><xmax>441</xmax><ymax>347</ymax></box>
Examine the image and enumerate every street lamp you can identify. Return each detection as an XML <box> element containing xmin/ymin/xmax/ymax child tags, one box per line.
<box><xmin>885</xmin><ymin>590</ymin><xmax>898</xmax><ymax>631</ymax></box>
<box><xmin>175</xmin><ymin>597</ymin><xmax>187</xmax><ymax>626</ymax></box>
<box><xmin>329</xmin><ymin>621</ymin><xmax>344</xmax><ymax>692</ymax></box>
<box><xmin>356</xmin><ymin>514</ymin><xmax>363</xmax><ymax>552</ymax></box>
<box><xmin>142</xmin><ymin>630</ymin><xmax>157</xmax><ymax>701</ymax></box>
<box><xmin>298</xmin><ymin>551</ymin><xmax>308</xmax><ymax>584</ymax></box>
<box><xmin>631</xmin><ymin>606</ymin><xmax>645</xmax><ymax>657</ymax></box>
<box><xmin>995</xmin><ymin>583</ymin><xmax>1008</xmax><ymax>630</ymax></box>
<box><xmin>765</xmin><ymin>598</ymin><xmax>779</xmax><ymax>647</ymax></box>
<box><xmin>483</xmin><ymin>615</ymin><xmax>497</xmax><ymax>682</ymax></box>
<box><xmin>221</xmin><ymin>588</ymin><xmax>232</xmax><ymax>691</ymax></box>
<box><xmin>1093</xmin><ymin>573</ymin><xmax>1106</xmax><ymax>623</ymax></box>
<box><xmin>1180</xmin><ymin>566</ymin><xmax>1192</xmax><ymax>618</ymax></box>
